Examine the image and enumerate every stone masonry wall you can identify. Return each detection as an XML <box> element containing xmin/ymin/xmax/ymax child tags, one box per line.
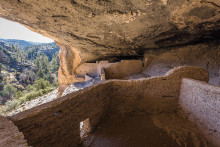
<box><xmin>0</xmin><ymin>116</ymin><xmax>28</xmax><ymax>147</ymax></box>
<box><xmin>109</xmin><ymin>66</ymin><xmax>209</xmax><ymax>115</ymax></box>
<box><xmin>105</xmin><ymin>60</ymin><xmax>143</xmax><ymax>79</ymax></box>
<box><xmin>10</xmin><ymin>82</ymin><xmax>112</xmax><ymax>147</ymax></box>
<box><xmin>8</xmin><ymin>66</ymin><xmax>209</xmax><ymax>146</ymax></box>
<box><xmin>75</xmin><ymin>61</ymin><xmax>114</xmax><ymax>77</ymax></box>
<box><xmin>179</xmin><ymin>78</ymin><xmax>220</xmax><ymax>146</ymax></box>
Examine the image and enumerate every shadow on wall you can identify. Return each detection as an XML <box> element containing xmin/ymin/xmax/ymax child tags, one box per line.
<box><xmin>6</xmin><ymin>66</ymin><xmax>211</xmax><ymax>146</ymax></box>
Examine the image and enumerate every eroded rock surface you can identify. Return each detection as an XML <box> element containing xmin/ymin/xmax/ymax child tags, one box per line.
<box><xmin>0</xmin><ymin>0</ymin><xmax>219</xmax><ymax>89</ymax></box>
<box><xmin>0</xmin><ymin>116</ymin><xmax>27</xmax><ymax>147</ymax></box>
<box><xmin>143</xmin><ymin>42</ymin><xmax>220</xmax><ymax>85</ymax></box>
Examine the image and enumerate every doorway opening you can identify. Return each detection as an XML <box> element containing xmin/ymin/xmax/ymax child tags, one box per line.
<box><xmin>80</xmin><ymin>118</ymin><xmax>91</xmax><ymax>139</ymax></box>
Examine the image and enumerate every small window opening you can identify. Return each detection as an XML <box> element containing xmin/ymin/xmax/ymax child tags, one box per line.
<box><xmin>80</xmin><ymin>118</ymin><xmax>91</xmax><ymax>139</ymax></box>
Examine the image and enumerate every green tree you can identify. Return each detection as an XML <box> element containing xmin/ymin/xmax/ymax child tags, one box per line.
<box><xmin>0</xmin><ymin>64</ymin><xmax>2</xmax><ymax>73</ymax></box>
<box><xmin>43</xmin><ymin>55</ymin><xmax>49</xmax><ymax>74</ymax></box>
<box><xmin>50</xmin><ymin>54</ymin><xmax>59</xmax><ymax>73</ymax></box>
<box><xmin>14</xmin><ymin>42</ymin><xmax>19</xmax><ymax>51</ymax></box>
<box><xmin>26</xmin><ymin>85</ymin><xmax>36</xmax><ymax>93</ymax></box>
<box><xmin>52</xmin><ymin>80</ymin><xmax>59</xmax><ymax>88</ymax></box>
<box><xmin>5</xmin><ymin>99</ymin><xmax>19</xmax><ymax>111</ymax></box>
<box><xmin>34</xmin><ymin>78</ymin><xmax>51</xmax><ymax>91</ymax></box>
<box><xmin>2</xmin><ymin>84</ymin><xmax>17</xmax><ymax>99</ymax></box>
<box><xmin>37</xmin><ymin>69</ymin><xmax>44</xmax><ymax>78</ymax></box>
<box><xmin>35</xmin><ymin>57</ymin><xmax>40</xmax><ymax>69</ymax></box>
<box><xmin>15</xmin><ymin>91</ymin><xmax>24</xmax><ymax>99</ymax></box>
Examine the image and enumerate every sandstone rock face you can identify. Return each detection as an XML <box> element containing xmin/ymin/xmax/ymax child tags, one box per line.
<box><xmin>143</xmin><ymin>42</ymin><xmax>220</xmax><ymax>85</ymax></box>
<box><xmin>9</xmin><ymin>66</ymin><xmax>209</xmax><ymax>146</ymax></box>
<box><xmin>0</xmin><ymin>116</ymin><xmax>28</xmax><ymax>147</ymax></box>
<box><xmin>0</xmin><ymin>0</ymin><xmax>219</xmax><ymax>88</ymax></box>
<box><xmin>58</xmin><ymin>44</ymin><xmax>82</xmax><ymax>93</ymax></box>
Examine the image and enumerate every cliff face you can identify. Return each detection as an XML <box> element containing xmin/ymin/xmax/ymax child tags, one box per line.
<box><xmin>0</xmin><ymin>0</ymin><xmax>219</xmax><ymax>89</ymax></box>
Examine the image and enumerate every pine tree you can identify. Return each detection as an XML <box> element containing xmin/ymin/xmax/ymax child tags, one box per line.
<box><xmin>50</xmin><ymin>55</ymin><xmax>59</xmax><ymax>73</ymax></box>
<box><xmin>0</xmin><ymin>64</ymin><xmax>2</xmax><ymax>73</ymax></box>
<box><xmin>35</xmin><ymin>57</ymin><xmax>40</xmax><ymax>70</ymax></box>
<box><xmin>37</xmin><ymin>69</ymin><xmax>44</xmax><ymax>78</ymax></box>
<box><xmin>2</xmin><ymin>84</ymin><xmax>17</xmax><ymax>99</ymax></box>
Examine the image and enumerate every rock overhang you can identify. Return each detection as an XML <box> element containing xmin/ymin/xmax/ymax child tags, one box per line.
<box><xmin>0</xmin><ymin>0</ymin><xmax>219</xmax><ymax>61</ymax></box>
<box><xmin>0</xmin><ymin>0</ymin><xmax>219</xmax><ymax>90</ymax></box>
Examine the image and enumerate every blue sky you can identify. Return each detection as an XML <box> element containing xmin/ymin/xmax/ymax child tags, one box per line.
<box><xmin>0</xmin><ymin>17</ymin><xmax>53</xmax><ymax>43</ymax></box>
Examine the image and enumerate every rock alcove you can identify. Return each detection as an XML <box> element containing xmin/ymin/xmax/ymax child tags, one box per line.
<box><xmin>0</xmin><ymin>0</ymin><xmax>220</xmax><ymax>146</ymax></box>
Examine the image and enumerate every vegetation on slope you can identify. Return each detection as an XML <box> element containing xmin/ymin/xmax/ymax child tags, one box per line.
<box><xmin>0</xmin><ymin>39</ymin><xmax>60</xmax><ymax>114</ymax></box>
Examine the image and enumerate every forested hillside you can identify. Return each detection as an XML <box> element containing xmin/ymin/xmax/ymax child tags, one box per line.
<box><xmin>0</xmin><ymin>39</ymin><xmax>60</xmax><ymax>113</ymax></box>
<box><xmin>0</xmin><ymin>38</ymin><xmax>41</xmax><ymax>49</ymax></box>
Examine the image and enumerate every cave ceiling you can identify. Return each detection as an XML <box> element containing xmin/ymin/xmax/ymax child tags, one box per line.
<box><xmin>0</xmin><ymin>0</ymin><xmax>219</xmax><ymax>62</ymax></box>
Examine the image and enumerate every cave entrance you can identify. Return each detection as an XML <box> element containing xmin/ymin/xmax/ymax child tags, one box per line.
<box><xmin>80</xmin><ymin>118</ymin><xmax>91</xmax><ymax>139</ymax></box>
<box><xmin>0</xmin><ymin>17</ymin><xmax>60</xmax><ymax>115</ymax></box>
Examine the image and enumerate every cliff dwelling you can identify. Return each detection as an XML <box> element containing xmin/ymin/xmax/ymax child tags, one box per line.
<box><xmin>0</xmin><ymin>0</ymin><xmax>220</xmax><ymax>147</ymax></box>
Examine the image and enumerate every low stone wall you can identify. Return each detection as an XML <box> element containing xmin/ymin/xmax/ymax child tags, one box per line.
<box><xmin>8</xmin><ymin>66</ymin><xmax>209</xmax><ymax>146</ymax></box>
<box><xmin>0</xmin><ymin>116</ymin><xmax>27</xmax><ymax>147</ymax></box>
<box><xmin>75</xmin><ymin>61</ymin><xmax>114</xmax><ymax>77</ymax></box>
<box><xmin>105</xmin><ymin>60</ymin><xmax>143</xmax><ymax>79</ymax></box>
<box><xmin>179</xmin><ymin>78</ymin><xmax>220</xmax><ymax>146</ymax></box>
<box><xmin>75</xmin><ymin>60</ymin><xmax>144</xmax><ymax>80</ymax></box>
<box><xmin>109</xmin><ymin>66</ymin><xmax>209</xmax><ymax>114</ymax></box>
<box><xmin>10</xmin><ymin>82</ymin><xmax>112</xmax><ymax>146</ymax></box>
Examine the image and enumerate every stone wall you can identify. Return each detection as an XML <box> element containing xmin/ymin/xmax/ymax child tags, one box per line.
<box><xmin>10</xmin><ymin>82</ymin><xmax>112</xmax><ymax>146</ymax></box>
<box><xmin>143</xmin><ymin>43</ymin><xmax>220</xmax><ymax>85</ymax></box>
<box><xmin>75</xmin><ymin>60</ymin><xmax>144</xmax><ymax>80</ymax></box>
<box><xmin>75</xmin><ymin>61</ymin><xmax>114</xmax><ymax>77</ymax></box>
<box><xmin>0</xmin><ymin>116</ymin><xmax>27</xmax><ymax>147</ymax></box>
<box><xmin>179</xmin><ymin>78</ymin><xmax>220</xmax><ymax>146</ymax></box>
<box><xmin>109</xmin><ymin>66</ymin><xmax>209</xmax><ymax>115</ymax></box>
<box><xmin>8</xmin><ymin>66</ymin><xmax>209</xmax><ymax>146</ymax></box>
<box><xmin>58</xmin><ymin>42</ymin><xmax>220</xmax><ymax>94</ymax></box>
<box><xmin>105</xmin><ymin>60</ymin><xmax>144</xmax><ymax>79</ymax></box>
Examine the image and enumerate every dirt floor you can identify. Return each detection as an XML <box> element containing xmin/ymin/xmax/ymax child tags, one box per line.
<box><xmin>82</xmin><ymin>112</ymin><xmax>213</xmax><ymax>147</ymax></box>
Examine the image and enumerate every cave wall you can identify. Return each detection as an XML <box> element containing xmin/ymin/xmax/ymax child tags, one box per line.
<box><xmin>179</xmin><ymin>78</ymin><xmax>220</xmax><ymax>146</ymax></box>
<box><xmin>9</xmin><ymin>66</ymin><xmax>209</xmax><ymax>146</ymax></box>
<box><xmin>143</xmin><ymin>42</ymin><xmax>220</xmax><ymax>85</ymax></box>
